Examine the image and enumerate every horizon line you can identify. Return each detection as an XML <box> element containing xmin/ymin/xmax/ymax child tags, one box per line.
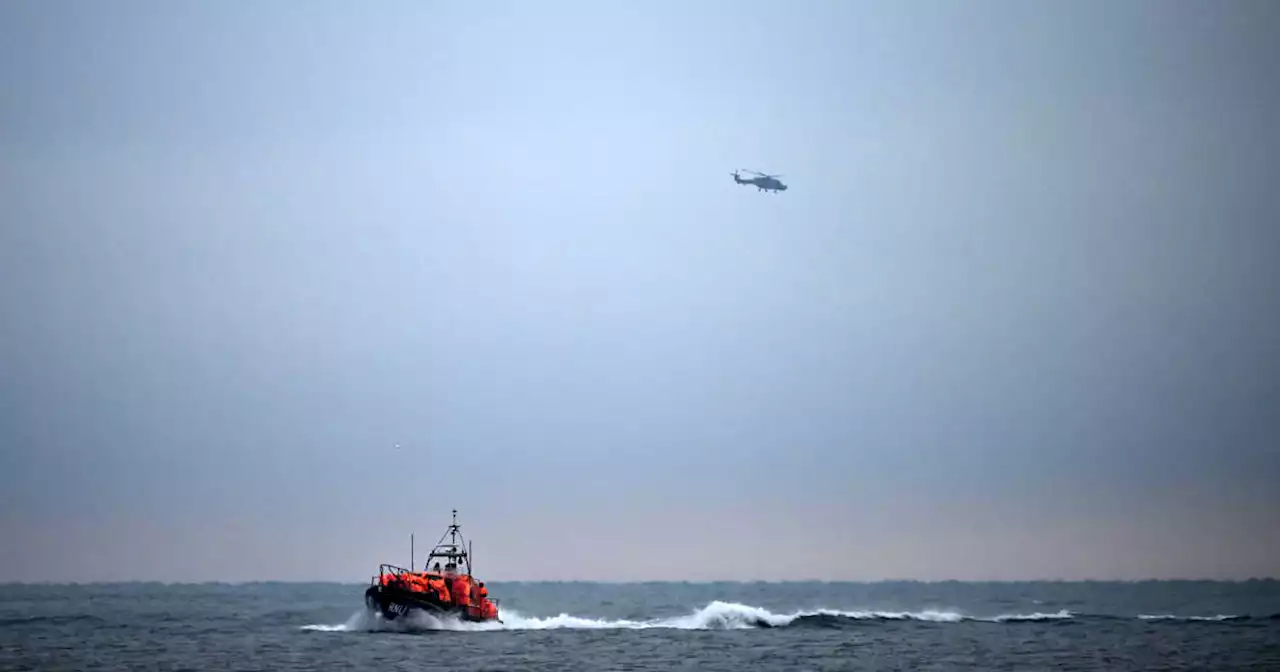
<box><xmin>3</xmin><ymin>577</ymin><xmax>1277</xmax><ymax>587</ymax></box>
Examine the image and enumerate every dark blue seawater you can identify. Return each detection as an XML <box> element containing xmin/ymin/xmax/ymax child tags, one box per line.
<box><xmin>2</xmin><ymin>580</ymin><xmax>1278</xmax><ymax>670</ymax></box>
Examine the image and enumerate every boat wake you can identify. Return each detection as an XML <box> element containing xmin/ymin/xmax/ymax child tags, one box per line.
<box><xmin>300</xmin><ymin>600</ymin><xmax>1274</xmax><ymax>633</ymax></box>
<box><xmin>301</xmin><ymin>600</ymin><xmax>1085</xmax><ymax>633</ymax></box>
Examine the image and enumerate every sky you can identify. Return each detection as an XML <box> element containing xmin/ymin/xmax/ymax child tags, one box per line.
<box><xmin>1</xmin><ymin>0</ymin><xmax>1278</xmax><ymax>583</ymax></box>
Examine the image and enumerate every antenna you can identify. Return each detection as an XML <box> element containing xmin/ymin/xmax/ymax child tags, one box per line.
<box><xmin>411</xmin><ymin>533</ymin><xmax>415</xmax><ymax>572</ymax></box>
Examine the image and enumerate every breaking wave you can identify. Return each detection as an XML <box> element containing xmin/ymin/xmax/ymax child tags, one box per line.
<box><xmin>301</xmin><ymin>601</ymin><xmax>1086</xmax><ymax>633</ymax></box>
<box><xmin>1137</xmin><ymin>614</ymin><xmax>1248</xmax><ymax>623</ymax></box>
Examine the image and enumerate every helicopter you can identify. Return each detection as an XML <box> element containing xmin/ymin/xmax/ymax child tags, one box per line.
<box><xmin>731</xmin><ymin>169</ymin><xmax>787</xmax><ymax>192</ymax></box>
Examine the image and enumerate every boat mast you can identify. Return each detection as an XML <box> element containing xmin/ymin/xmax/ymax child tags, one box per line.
<box><xmin>421</xmin><ymin>509</ymin><xmax>473</xmax><ymax>575</ymax></box>
<box><xmin>448</xmin><ymin>508</ymin><xmax>472</xmax><ymax>575</ymax></box>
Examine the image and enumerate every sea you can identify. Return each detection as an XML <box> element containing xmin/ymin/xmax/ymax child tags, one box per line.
<box><xmin>2</xmin><ymin>580</ymin><xmax>1278</xmax><ymax>671</ymax></box>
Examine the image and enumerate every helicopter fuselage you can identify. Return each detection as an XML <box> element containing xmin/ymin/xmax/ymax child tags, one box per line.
<box><xmin>732</xmin><ymin>172</ymin><xmax>787</xmax><ymax>192</ymax></box>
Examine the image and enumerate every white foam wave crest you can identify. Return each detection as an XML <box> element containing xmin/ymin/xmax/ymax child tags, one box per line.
<box><xmin>1137</xmin><ymin>614</ymin><xmax>1238</xmax><ymax>622</ymax></box>
<box><xmin>301</xmin><ymin>607</ymin><xmax>506</xmax><ymax>633</ymax></box>
<box><xmin>300</xmin><ymin>601</ymin><xmax>1076</xmax><ymax>633</ymax></box>
<box><xmin>991</xmin><ymin>610</ymin><xmax>1074</xmax><ymax>622</ymax></box>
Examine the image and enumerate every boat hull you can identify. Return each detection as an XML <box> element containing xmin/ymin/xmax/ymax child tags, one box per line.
<box><xmin>364</xmin><ymin>585</ymin><xmax>499</xmax><ymax>623</ymax></box>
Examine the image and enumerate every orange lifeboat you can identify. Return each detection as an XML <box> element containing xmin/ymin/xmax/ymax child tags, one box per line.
<box><xmin>364</xmin><ymin>510</ymin><xmax>502</xmax><ymax>623</ymax></box>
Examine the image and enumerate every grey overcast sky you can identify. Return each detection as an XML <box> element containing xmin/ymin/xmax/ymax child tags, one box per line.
<box><xmin>2</xmin><ymin>0</ymin><xmax>1278</xmax><ymax>583</ymax></box>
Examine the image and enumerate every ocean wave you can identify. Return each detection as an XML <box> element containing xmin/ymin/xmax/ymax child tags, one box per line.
<box><xmin>1136</xmin><ymin>614</ymin><xmax>1248</xmax><ymax>622</ymax></box>
<box><xmin>0</xmin><ymin>614</ymin><xmax>106</xmax><ymax>628</ymax></box>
